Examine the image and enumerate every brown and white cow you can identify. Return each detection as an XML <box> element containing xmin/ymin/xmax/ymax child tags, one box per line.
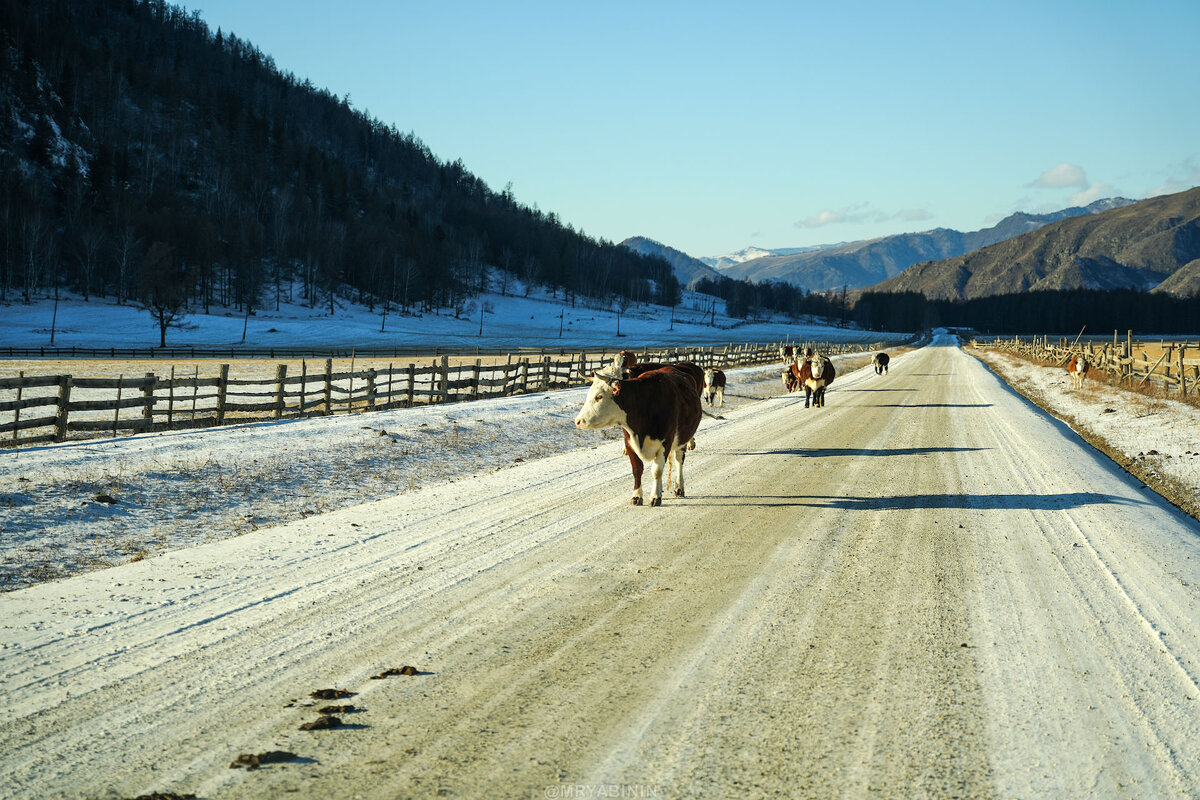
<box><xmin>798</xmin><ymin>354</ymin><xmax>836</xmax><ymax>408</ymax></box>
<box><xmin>1067</xmin><ymin>355</ymin><xmax>1089</xmax><ymax>389</ymax></box>
<box><xmin>782</xmin><ymin>368</ymin><xmax>798</xmax><ymax>393</ymax></box>
<box><xmin>703</xmin><ymin>367</ymin><xmax>726</xmax><ymax>407</ymax></box>
<box><xmin>873</xmin><ymin>352</ymin><xmax>890</xmax><ymax>375</ymax></box>
<box><xmin>575</xmin><ymin>367</ymin><xmax>702</xmax><ymax>506</ymax></box>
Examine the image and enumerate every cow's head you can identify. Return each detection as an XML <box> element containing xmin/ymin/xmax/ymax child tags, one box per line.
<box><xmin>575</xmin><ymin>373</ymin><xmax>627</xmax><ymax>430</ymax></box>
<box><xmin>810</xmin><ymin>355</ymin><xmax>826</xmax><ymax>379</ymax></box>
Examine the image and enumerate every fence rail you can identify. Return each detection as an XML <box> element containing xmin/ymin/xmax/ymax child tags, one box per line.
<box><xmin>2</xmin><ymin>338</ymin><xmax>904</xmax><ymax>448</ymax></box>
<box><xmin>975</xmin><ymin>330</ymin><xmax>1200</xmax><ymax>397</ymax></box>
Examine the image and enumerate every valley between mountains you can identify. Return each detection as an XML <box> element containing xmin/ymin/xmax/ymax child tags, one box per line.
<box><xmin>2</xmin><ymin>336</ymin><xmax>1199</xmax><ymax>799</ymax></box>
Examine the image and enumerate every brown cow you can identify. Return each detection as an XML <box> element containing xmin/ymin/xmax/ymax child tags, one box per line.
<box><xmin>873</xmin><ymin>352</ymin><xmax>890</xmax><ymax>375</ymax></box>
<box><xmin>575</xmin><ymin>367</ymin><xmax>702</xmax><ymax>506</ymax></box>
<box><xmin>798</xmin><ymin>354</ymin><xmax>836</xmax><ymax>408</ymax></box>
<box><xmin>783</xmin><ymin>367</ymin><xmax>799</xmax><ymax>393</ymax></box>
<box><xmin>703</xmin><ymin>367</ymin><xmax>726</xmax><ymax>407</ymax></box>
<box><xmin>1067</xmin><ymin>355</ymin><xmax>1089</xmax><ymax>389</ymax></box>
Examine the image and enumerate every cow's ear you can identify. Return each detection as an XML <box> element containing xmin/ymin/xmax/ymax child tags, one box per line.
<box><xmin>611</xmin><ymin>380</ymin><xmax>622</xmax><ymax>396</ymax></box>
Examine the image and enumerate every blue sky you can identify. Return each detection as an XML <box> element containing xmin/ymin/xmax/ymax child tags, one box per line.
<box><xmin>194</xmin><ymin>0</ymin><xmax>1200</xmax><ymax>258</ymax></box>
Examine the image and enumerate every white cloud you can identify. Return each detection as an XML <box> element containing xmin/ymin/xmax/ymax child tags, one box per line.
<box><xmin>796</xmin><ymin>204</ymin><xmax>932</xmax><ymax>229</ymax></box>
<box><xmin>1069</xmin><ymin>181</ymin><xmax>1116</xmax><ymax>207</ymax></box>
<box><xmin>1030</xmin><ymin>162</ymin><xmax>1088</xmax><ymax>189</ymax></box>
<box><xmin>1145</xmin><ymin>157</ymin><xmax>1200</xmax><ymax>198</ymax></box>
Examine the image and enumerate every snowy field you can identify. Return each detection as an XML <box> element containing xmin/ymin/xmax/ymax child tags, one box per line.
<box><xmin>972</xmin><ymin>347</ymin><xmax>1200</xmax><ymax>519</ymax></box>
<box><xmin>0</xmin><ymin>284</ymin><xmax>892</xmax><ymax>352</ymax></box>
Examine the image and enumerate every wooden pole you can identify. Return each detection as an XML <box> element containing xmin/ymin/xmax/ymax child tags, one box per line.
<box><xmin>12</xmin><ymin>371</ymin><xmax>22</xmax><ymax>446</ymax></box>
<box><xmin>274</xmin><ymin>364</ymin><xmax>287</xmax><ymax>419</ymax></box>
<box><xmin>216</xmin><ymin>364</ymin><xmax>230</xmax><ymax>426</ymax></box>
<box><xmin>323</xmin><ymin>358</ymin><xmax>333</xmax><ymax>415</ymax></box>
<box><xmin>300</xmin><ymin>360</ymin><xmax>308</xmax><ymax>416</ymax></box>
<box><xmin>113</xmin><ymin>375</ymin><xmax>123</xmax><ymax>437</ymax></box>
<box><xmin>54</xmin><ymin>376</ymin><xmax>72</xmax><ymax>442</ymax></box>
<box><xmin>1179</xmin><ymin>345</ymin><xmax>1188</xmax><ymax>397</ymax></box>
<box><xmin>167</xmin><ymin>366</ymin><xmax>175</xmax><ymax>429</ymax></box>
<box><xmin>191</xmin><ymin>366</ymin><xmax>199</xmax><ymax>422</ymax></box>
<box><xmin>141</xmin><ymin>372</ymin><xmax>156</xmax><ymax>431</ymax></box>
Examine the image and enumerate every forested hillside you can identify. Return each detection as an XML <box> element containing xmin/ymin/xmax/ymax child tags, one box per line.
<box><xmin>0</xmin><ymin>0</ymin><xmax>681</xmax><ymax>317</ymax></box>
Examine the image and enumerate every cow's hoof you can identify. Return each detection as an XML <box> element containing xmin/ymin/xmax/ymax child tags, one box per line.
<box><xmin>687</xmin><ymin>441</ymin><xmax>695</xmax><ymax>451</ymax></box>
<box><xmin>674</xmin><ymin>488</ymin><xmax>685</xmax><ymax>497</ymax></box>
<box><xmin>649</xmin><ymin>497</ymin><xmax>662</xmax><ymax>507</ymax></box>
<box><xmin>630</xmin><ymin>496</ymin><xmax>643</xmax><ymax>506</ymax></box>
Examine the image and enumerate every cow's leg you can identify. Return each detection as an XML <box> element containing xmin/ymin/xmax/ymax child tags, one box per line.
<box><xmin>804</xmin><ymin>386</ymin><xmax>812</xmax><ymax>408</ymax></box>
<box><xmin>624</xmin><ymin>430</ymin><xmax>643</xmax><ymax>505</ymax></box>
<box><xmin>649</xmin><ymin>450</ymin><xmax>667</xmax><ymax>506</ymax></box>
<box><xmin>672</xmin><ymin>448</ymin><xmax>686</xmax><ymax>497</ymax></box>
<box><xmin>716</xmin><ymin>387</ymin><xmax>724</xmax><ymax>407</ymax></box>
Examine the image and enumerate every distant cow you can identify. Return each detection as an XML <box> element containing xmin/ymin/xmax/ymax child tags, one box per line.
<box><xmin>780</xmin><ymin>345</ymin><xmax>795</xmax><ymax>361</ymax></box>
<box><xmin>1067</xmin><ymin>355</ymin><xmax>1089</xmax><ymax>389</ymax></box>
<box><xmin>703</xmin><ymin>367</ymin><xmax>726</xmax><ymax>407</ymax></box>
<box><xmin>873</xmin><ymin>352</ymin><xmax>890</xmax><ymax>375</ymax></box>
<box><xmin>798</xmin><ymin>354</ymin><xmax>836</xmax><ymax>408</ymax></box>
<box><xmin>782</xmin><ymin>368</ymin><xmax>798</xmax><ymax>393</ymax></box>
<box><xmin>575</xmin><ymin>367</ymin><xmax>702</xmax><ymax>506</ymax></box>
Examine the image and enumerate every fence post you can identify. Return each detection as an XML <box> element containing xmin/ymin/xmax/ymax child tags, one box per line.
<box><xmin>1179</xmin><ymin>346</ymin><xmax>1187</xmax><ymax>397</ymax></box>
<box><xmin>542</xmin><ymin>356</ymin><xmax>551</xmax><ymax>391</ymax></box>
<box><xmin>407</xmin><ymin>363</ymin><xmax>416</xmax><ymax>406</ymax></box>
<box><xmin>440</xmin><ymin>356</ymin><xmax>449</xmax><ymax>404</ymax></box>
<box><xmin>13</xmin><ymin>371</ymin><xmax>24</xmax><ymax>446</ymax></box>
<box><xmin>471</xmin><ymin>359</ymin><xmax>481</xmax><ymax>400</ymax></box>
<box><xmin>386</xmin><ymin>363</ymin><xmax>394</xmax><ymax>408</ymax></box>
<box><xmin>142</xmin><ymin>372</ymin><xmax>156</xmax><ymax>431</ymax></box>
<box><xmin>113</xmin><ymin>375</ymin><xmax>123</xmax><ymax>437</ymax></box>
<box><xmin>167</xmin><ymin>366</ymin><xmax>175</xmax><ymax>429</ymax></box>
<box><xmin>366</xmin><ymin>368</ymin><xmax>378</xmax><ymax>411</ymax></box>
<box><xmin>299</xmin><ymin>360</ymin><xmax>308</xmax><ymax>416</ymax></box>
<box><xmin>521</xmin><ymin>358</ymin><xmax>530</xmax><ymax>393</ymax></box>
<box><xmin>215</xmin><ymin>364</ymin><xmax>230</xmax><ymax>426</ymax></box>
<box><xmin>274</xmin><ymin>364</ymin><xmax>288</xmax><ymax>419</ymax></box>
<box><xmin>324</xmin><ymin>358</ymin><xmax>333</xmax><ymax>415</ymax></box>
<box><xmin>54</xmin><ymin>376</ymin><xmax>72</xmax><ymax>442</ymax></box>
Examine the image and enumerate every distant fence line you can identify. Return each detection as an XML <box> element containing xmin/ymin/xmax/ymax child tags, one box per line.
<box><xmin>1</xmin><ymin>338</ymin><xmax>903</xmax><ymax>448</ymax></box>
<box><xmin>975</xmin><ymin>330</ymin><xmax>1200</xmax><ymax>397</ymax></box>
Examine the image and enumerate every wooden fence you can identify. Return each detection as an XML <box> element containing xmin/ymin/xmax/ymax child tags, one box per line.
<box><xmin>1</xmin><ymin>338</ymin><xmax>902</xmax><ymax>447</ymax></box>
<box><xmin>975</xmin><ymin>330</ymin><xmax>1200</xmax><ymax>397</ymax></box>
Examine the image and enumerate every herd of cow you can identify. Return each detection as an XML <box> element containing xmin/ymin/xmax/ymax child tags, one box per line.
<box><xmin>574</xmin><ymin>346</ymin><xmax>893</xmax><ymax>507</ymax></box>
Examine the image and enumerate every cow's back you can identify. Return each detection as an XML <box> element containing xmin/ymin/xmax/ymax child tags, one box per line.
<box><xmin>617</xmin><ymin>367</ymin><xmax>701</xmax><ymax>446</ymax></box>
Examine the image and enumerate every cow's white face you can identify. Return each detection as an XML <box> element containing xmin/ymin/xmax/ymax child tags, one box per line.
<box><xmin>703</xmin><ymin>367</ymin><xmax>715</xmax><ymax>387</ymax></box>
<box><xmin>810</xmin><ymin>357</ymin><xmax>826</xmax><ymax>379</ymax></box>
<box><xmin>575</xmin><ymin>376</ymin><xmax>627</xmax><ymax>430</ymax></box>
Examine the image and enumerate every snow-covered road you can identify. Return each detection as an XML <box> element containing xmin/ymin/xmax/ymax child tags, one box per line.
<box><xmin>3</xmin><ymin>335</ymin><xmax>1199</xmax><ymax>799</ymax></box>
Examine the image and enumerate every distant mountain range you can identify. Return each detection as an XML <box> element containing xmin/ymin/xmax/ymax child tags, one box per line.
<box><xmin>869</xmin><ymin>187</ymin><xmax>1200</xmax><ymax>300</ymax></box>
<box><xmin>701</xmin><ymin>199</ymin><xmax>1136</xmax><ymax>292</ymax></box>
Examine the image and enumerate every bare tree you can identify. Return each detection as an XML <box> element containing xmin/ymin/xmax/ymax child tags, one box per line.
<box><xmin>139</xmin><ymin>241</ymin><xmax>188</xmax><ymax>347</ymax></box>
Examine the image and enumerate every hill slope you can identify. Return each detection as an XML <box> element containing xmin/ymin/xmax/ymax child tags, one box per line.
<box><xmin>0</xmin><ymin>0</ymin><xmax>678</xmax><ymax>314</ymax></box>
<box><xmin>870</xmin><ymin>187</ymin><xmax>1200</xmax><ymax>300</ymax></box>
<box><xmin>620</xmin><ymin>237</ymin><xmax>722</xmax><ymax>288</ymax></box>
